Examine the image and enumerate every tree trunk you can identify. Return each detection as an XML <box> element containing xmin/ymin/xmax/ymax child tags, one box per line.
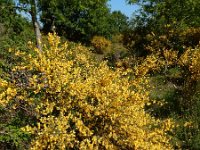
<box><xmin>30</xmin><ymin>0</ymin><xmax>42</xmax><ymax>52</ymax></box>
<box><xmin>34</xmin><ymin>21</ymin><xmax>42</xmax><ymax>51</ymax></box>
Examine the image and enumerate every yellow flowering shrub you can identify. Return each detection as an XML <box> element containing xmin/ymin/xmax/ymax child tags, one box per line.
<box><xmin>91</xmin><ymin>36</ymin><xmax>111</xmax><ymax>54</ymax></box>
<box><xmin>180</xmin><ymin>27</ymin><xmax>200</xmax><ymax>47</ymax></box>
<box><xmin>0</xmin><ymin>33</ymin><xmax>175</xmax><ymax>149</ymax></box>
<box><xmin>0</xmin><ymin>78</ymin><xmax>17</xmax><ymax>107</ymax></box>
<box><xmin>179</xmin><ymin>44</ymin><xmax>200</xmax><ymax>80</ymax></box>
<box><xmin>135</xmin><ymin>53</ymin><xmax>164</xmax><ymax>76</ymax></box>
<box><xmin>163</xmin><ymin>49</ymin><xmax>178</xmax><ymax>65</ymax></box>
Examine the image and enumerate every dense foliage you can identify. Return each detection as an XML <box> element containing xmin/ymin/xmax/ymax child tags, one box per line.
<box><xmin>125</xmin><ymin>0</ymin><xmax>200</xmax><ymax>56</ymax></box>
<box><xmin>123</xmin><ymin>0</ymin><xmax>200</xmax><ymax>148</ymax></box>
<box><xmin>127</xmin><ymin>0</ymin><xmax>200</xmax><ymax>28</ymax></box>
<box><xmin>0</xmin><ymin>33</ymin><xmax>176</xmax><ymax>149</ymax></box>
<box><xmin>39</xmin><ymin>0</ymin><xmax>128</xmax><ymax>43</ymax></box>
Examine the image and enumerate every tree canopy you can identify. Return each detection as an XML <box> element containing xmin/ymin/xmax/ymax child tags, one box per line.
<box><xmin>127</xmin><ymin>0</ymin><xmax>200</xmax><ymax>29</ymax></box>
<box><xmin>39</xmin><ymin>0</ymin><xmax>116</xmax><ymax>42</ymax></box>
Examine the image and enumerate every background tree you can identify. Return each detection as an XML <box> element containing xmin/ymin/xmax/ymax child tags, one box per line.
<box><xmin>124</xmin><ymin>0</ymin><xmax>200</xmax><ymax>56</ymax></box>
<box><xmin>126</xmin><ymin>0</ymin><xmax>200</xmax><ymax>35</ymax></box>
<box><xmin>109</xmin><ymin>11</ymin><xmax>129</xmax><ymax>35</ymax></box>
<box><xmin>39</xmin><ymin>0</ymin><xmax>114</xmax><ymax>43</ymax></box>
<box><xmin>0</xmin><ymin>0</ymin><xmax>24</xmax><ymax>35</ymax></box>
<box><xmin>0</xmin><ymin>0</ymin><xmax>42</xmax><ymax>50</ymax></box>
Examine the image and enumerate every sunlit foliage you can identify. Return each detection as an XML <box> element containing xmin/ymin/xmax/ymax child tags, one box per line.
<box><xmin>0</xmin><ymin>33</ymin><xmax>175</xmax><ymax>149</ymax></box>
